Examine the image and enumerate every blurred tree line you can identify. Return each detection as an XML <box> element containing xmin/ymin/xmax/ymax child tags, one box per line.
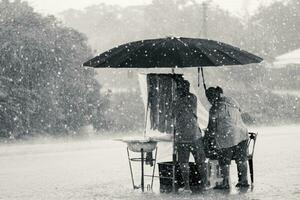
<box><xmin>61</xmin><ymin>0</ymin><xmax>300</xmax><ymax>59</ymax></box>
<box><xmin>0</xmin><ymin>0</ymin><xmax>109</xmax><ymax>139</ymax></box>
<box><xmin>61</xmin><ymin>0</ymin><xmax>300</xmax><ymax>126</ymax></box>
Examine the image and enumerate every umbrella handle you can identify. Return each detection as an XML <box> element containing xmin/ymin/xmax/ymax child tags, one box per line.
<box><xmin>200</xmin><ymin>67</ymin><xmax>207</xmax><ymax>91</ymax></box>
<box><xmin>198</xmin><ymin>67</ymin><xmax>200</xmax><ymax>87</ymax></box>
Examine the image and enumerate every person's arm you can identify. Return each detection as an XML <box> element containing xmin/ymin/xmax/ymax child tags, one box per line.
<box><xmin>205</xmin><ymin>108</ymin><xmax>215</xmax><ymax>137</ymax></box>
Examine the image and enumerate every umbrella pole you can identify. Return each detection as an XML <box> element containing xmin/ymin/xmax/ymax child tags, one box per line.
<box><xmin>171</xmin><ymin>76</ymin><xmax>177</xmax><ymax>193</ymax></box>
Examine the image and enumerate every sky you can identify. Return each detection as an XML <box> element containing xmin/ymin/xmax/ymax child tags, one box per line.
<box><xmin>26</xmin><ymin>0</ymin><xmax>280</xmax><ymax>17</ymax></box>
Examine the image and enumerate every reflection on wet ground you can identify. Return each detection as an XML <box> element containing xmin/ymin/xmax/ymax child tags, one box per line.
<box><xmin>0</xmin><ymin>125</ymin><xmax>300</xmax><ymax>200</ymax></box>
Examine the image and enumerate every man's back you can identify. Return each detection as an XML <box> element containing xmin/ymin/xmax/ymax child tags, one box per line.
<box><xmin>210</xmin><ymin>96</ymin><xmax>248</xmax><ymax>149</ymax></box>
<box><xmin>174</xmin><ymin>93</ymin><xmax>200</xmax><ymax>143</ymax></box>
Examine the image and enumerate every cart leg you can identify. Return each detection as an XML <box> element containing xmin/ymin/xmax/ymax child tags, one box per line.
<box><xmin>151</xmin><ymin>147</ymin><xmax>158</xmax><ymax>190</ymax></box>
<box><xmin>127</xmin><ymin>148</ymin><xmax>136</xmax><ymax>190</ymax></box>
<box><xmin>141</xmin><ymin>148</ymin><xmax>144</xmax><ymax>192</ymax></box>
<box><xmin>172</xmin><ymin>153</ymin><xmax>177</xmax><ymax>193</ymax></box>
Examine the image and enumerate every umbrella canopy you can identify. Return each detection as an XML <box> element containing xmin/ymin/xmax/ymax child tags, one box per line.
<box><xmin>83</xmin><ymin>37</ymin><xmax>263</xmax><ymax>68</ymax></box>
<box><xmin>274</xmin><ymin>48</ymin><xmax>300</xmax><ymax>66</ymax></box>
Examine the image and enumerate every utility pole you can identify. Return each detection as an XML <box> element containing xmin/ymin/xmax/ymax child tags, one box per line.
<box><xmin>202</xmin><ymin>1</ymin><xmax>208</xmax><ymax>38</ymax></box>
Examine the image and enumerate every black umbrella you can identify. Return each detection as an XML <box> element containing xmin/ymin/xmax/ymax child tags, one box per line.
<box><xmin>84</xmin><ymin>37</ymin><xmax>263</xmax><ymax>192</ymax></box>
<box><xmin>84</xmin><ymin>37</ymin><xmax>262</xmax><ymax>90</ymax></box>
<box><xmin>84</xmin><ymin>37</ymin><xmax>262</xmax><ymax>68</ymax></box>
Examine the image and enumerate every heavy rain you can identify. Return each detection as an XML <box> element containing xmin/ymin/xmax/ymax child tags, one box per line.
<box><xmin>0</xmin><ymin>0</ymin><xmax>299</xmax><ymax>199</ymax></box>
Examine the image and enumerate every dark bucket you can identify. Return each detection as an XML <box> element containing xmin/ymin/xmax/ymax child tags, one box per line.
<box><xmin>158</xmin><ymin>162</ymin><xmax>203</xmax><ymax>193</ymax></box>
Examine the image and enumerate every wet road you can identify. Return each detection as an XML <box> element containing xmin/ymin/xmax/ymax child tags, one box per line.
<box><xmin>0</xmin><ymin>125</ymin><xmax>300</xmax><ymax>200</ymax></box>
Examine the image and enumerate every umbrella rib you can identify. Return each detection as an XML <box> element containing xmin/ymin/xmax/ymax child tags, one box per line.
<box><xmin>103</xmin><ymin>40</ymin><xmax>149</xmax><ymax>67</ymax></box>
<box><xmin>162</xmin><ymin>38</ymin><xmax>182</xmax><ymax>67</ymax></box>
<box><xmin>176</xmin><ymin>38</ymin><xmax>223</xmax><ymax>67</ymax></box>
<box><xmin>169</xmin><ymin>38</ymin><xmax>184</xmax><ymax>67</ymax></box>
<box><xmin>215</xmin><ymin>48</ymin><xmax>243</xmax><ymax>65</ymax></box>
<box><xmin>224</xmin><ymin>48</ymin><xmax>261</xmax><ymax>65</ymax></box>
<box><xmin>195</xmin><ymin>44</ymin><xmax>220</xmax><ymax>66</ymax></box>
<box><xmin>90</xmin><ymin>39</ymin><xmax>151</xmax><ymax>67</ymax></box>
<box><xmin>115</xmin><ymin>41</ymin><xmax>148</xmax><ymax>67</ymax></box>
<box><xmin>143</xmin><ymin>38</ymin><xmax>173</xmax><ymax>68</ymax></box>
<box><xmin>147</xmin><ymin>38</ymin><xmax>168</xmax><ymax>67</ymax></box>
<box><xmin>119</xmin><ymin>38</ymin><xmax>170</xmax><ymax>68</ymax></box>
<box><xmin>215</xmin><ymin>42</ymin><xmax>263</xmax><ymax>64</ymax></box>
<box><xmin>175</xmin><ymin>38</ymin><xmax>194</xmax><ymax>67</ymax></box>
<box><xmin>86</xmin><ymin>44</ymin><xmax>128</xmax><ymax>67</ymax></box>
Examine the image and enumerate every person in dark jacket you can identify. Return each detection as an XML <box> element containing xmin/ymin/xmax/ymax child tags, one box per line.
<box><xmin>205</xmin><ymin>86</ymin><xmax>249</xmax><ymax>189</ymax></box>
<box><xmin>173</xmin><ymin>79</ymin><xmax>207</xmax><ymax>192</ymax></box>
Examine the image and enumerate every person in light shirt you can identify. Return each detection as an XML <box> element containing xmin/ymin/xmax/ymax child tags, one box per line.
<box><xmin>205</xmin><ymin>86</ymin><xmax>249</xmax><ymax>189</ymax></box>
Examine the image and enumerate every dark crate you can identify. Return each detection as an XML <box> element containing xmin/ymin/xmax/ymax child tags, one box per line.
<box><xmin>158</xmin><ymin>162</ymin><xmax>203</xmax><ymax>193</ymax></box>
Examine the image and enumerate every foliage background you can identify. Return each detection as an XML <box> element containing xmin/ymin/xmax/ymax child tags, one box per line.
<box><xmin>61</xmin><ymin>0</ymin><xmax>300</xmax><ymax>126</ymax></box>
<box><xmin>0</xmin><ymin>0</ymin><xmax>108</xmax><ymax>139</ymax></box>
<box><xmin>1</xmin><ymin>0</ymin><xmax>300</xmax><ymax>140</ymax></box>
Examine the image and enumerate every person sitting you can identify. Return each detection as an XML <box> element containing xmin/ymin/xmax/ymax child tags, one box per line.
<box><xmin>173</xmin><ymin>79</ymin><xmax>207</xmax><ymax>192</ymax></box>
<box><xmin>205</xmin><ymin>86</ymin><xmax>249</xmax><ymax>189</ymax></box>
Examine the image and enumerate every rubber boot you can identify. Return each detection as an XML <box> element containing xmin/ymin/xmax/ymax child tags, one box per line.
<box><xmin>197</xmin><ymin>163</ymin><xmax>208</xmax><ymax>189</ymax></box>
<box><xmin>214</xmin><ymin>164</ymin><xmax>230</xmax><ymax>189</ymax></box>
<box><xmin>236</xmin><ymin>161</ymin><xmax>250</xmax><ymax>187</ymax></box>
<box><xmin>180</xmin><ymin>163</ymin><xmax>191</xmax><ymax>191</ymax></box>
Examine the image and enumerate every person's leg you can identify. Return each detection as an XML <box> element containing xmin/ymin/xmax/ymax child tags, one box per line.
<box><xmin>236</xmin><ymin>160</ymin><xmax>248</xmax><ymax>186</ymax></box>
<box><xmin>234</xmin><ymin>140</ymin><xmax>249</xmax><ymax>187</ymax></box>
<box><xmin>192</xmin><ymin>139</ymin><xmax>208</xmax><ymax>188</ymax></box>
<box><xmin>214</xmin><ymin>148</ymin><xmax>232</xmax><ymax>189</ymax></box>
<box><xmin>177</xmin><ymin>143</ymin><xmax>191</xmax><ymax>190</ymax></box>
<box><xmin>180</xmin><ymin>162</ymin><xmax>190</xmax><ymax>190</ymax></box>
<box><xmin>220</xmin><ymin>164</ymin><xmax>230</xmax><ymax>187</ymax></box>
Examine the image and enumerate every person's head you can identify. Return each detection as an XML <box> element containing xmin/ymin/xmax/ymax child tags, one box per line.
<box><xmin>176</xmin><ymin>79</ymin><xmax>190</xmax><ymax>95</ymax></box>
<box><xmin>205</xmin><ymin>86</ymin><xmax>223</xmax><ymax>105</ymax></box>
